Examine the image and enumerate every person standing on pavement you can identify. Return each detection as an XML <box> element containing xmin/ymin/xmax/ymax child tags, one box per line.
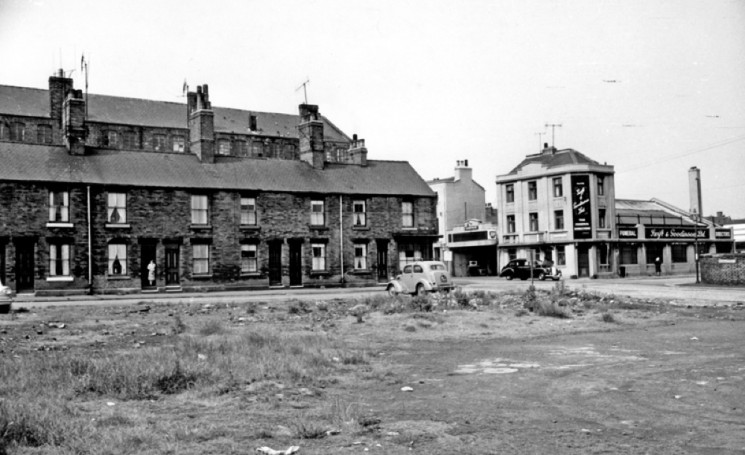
<box><xmin>147</xmin><ymin>260</ymin><xmax>156</xmax><ymax>286</ymax></box>
<box><xmin>654</xmin><ymin>256</ymin><xmax>662</xmax><ymax>276</ymax></box>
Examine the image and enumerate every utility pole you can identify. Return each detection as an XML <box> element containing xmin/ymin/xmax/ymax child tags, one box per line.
<box><xmin>545</xmin><ymin>123</ymin><xmax>562</xmax><ymax>147</ymax></box>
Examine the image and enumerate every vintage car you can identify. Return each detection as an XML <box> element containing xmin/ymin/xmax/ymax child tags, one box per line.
<box><xmin>0</xmin><ymin>281</ymin><xmax>13</xmax><ymax>314</ymax></box>
<box><xmin>499</xmin><ymin>259</ymin><xmax>562</xmax><ymax>281</ymax></box>
<box><xmin>387</xmin><ymin>261</ymin><xmax>454</xmax><ymax>296</ymax></box>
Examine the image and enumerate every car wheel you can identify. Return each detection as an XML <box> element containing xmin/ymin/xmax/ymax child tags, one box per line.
<box><xmin>538</xmin><ymin>272</ymin><xmax>546</xmax><ymax>281</ymax></box>
<box><xmin>506</xmin><ymin>274</ymin><xmax>513</xmax><ymax>281</ymax></box>
<box><xmin>387</xmin><ymin>285</ymin><xmax>399</xmax><ymax>297</ymax></box>
<box><xmin>415</xmin><ymin>284</ymin><xmax>427</xmax><ymax>296</ymax></box>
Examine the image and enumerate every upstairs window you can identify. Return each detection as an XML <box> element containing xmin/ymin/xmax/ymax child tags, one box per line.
<box><xmin>529</xmin><ymin>212</ymin><xmax>539</xmax><ymax>231</ymax></box>
<box><xmin>402</xmin><ymin>201</ymin><xmax>414</xmax><ymax>227</ymax></box>
<box><xmin>240</xmin><ymin>197</ymin><xmax>257</xmax><ymax>225</ymax></box>
<box><xmin>598</xmin><ymin>208</ymin><xmax>607</xmax><ymax>229</ymax></box>
<box><xmin>505</xmin><ymin>184</ymin><xmax>514</xmax><ymax>203</ymax></box>
<box><xmin>554</xmin><ymin>210</ymin><xmax>564</xmax><ymax>230</ymax></box>
<box><xmin>597</xmin><ymin>176</ymin><xmax>605</xmax><ymax>196</ymax></box>
<box><xmin>0</xmin><ymin>122</ymin><xmax>8</xmax><ymax>140</ymax></box>
<box><xmin>123</xmin><ymin>131</ymin><xmax>138</xmax><ymax>149</ymax></box>
<box><xmin>191</xmin><ymin>195</ymin><xmax>209</xmax><ymax>225</ymax></box>
<box><xmin>108</xmin><ymin>244</ymin><xmax>127</xmax><ymax>276</ymax></box>
<box><xmin>311</xmin><ymin>200</ymin><xmax>325</xmax><ymax>226</ymax></box>
<box><xmin>49</xmin><ymin>243</ymin><xmax>71</xmax><ymax>277</ymax></box>
<box><xmin>528</xmin><ymin>181</ymin><xmax>537</xmax><ymax>200</ymax></box>
<box><xmin>172</xmin><ymin>135</ymin><xmax>185</xmax><ymax>152</ymax></box>
<box><xmin>553</xmin><ymin>177</ymin><xmax>563</xmax><ymax>197</ymax></box>
<box><xmin>236</xmin><ymin>140</ymin><xmax>248</xmax><ymax>157</ymax></box>
<box><xmin>353</xmin><ymin>200</ymin><xmax>367</xmax><ymax>227</ymax></box>
<box><xmin>102</xmin><ymin>130</ymin><xmax>118</xmax><ymax>147</ymax></box>
<box><xmin>354</xmin><ymin>243</ymin><xmax>368</xmax><ymax>270</ymax></box>
<box><xmin>37</xmin><ymin>125</ymin><xmax>53</xmax><ymax>144</ymax></box>
<box><xmin>107</xmin><ymin>193</ymin><xmax>127</xmax><ymax>224</ymax></box>
<box><xmin>217</xmin><ymin>139</ymin><xmax>231</xmax><ymax>156</ymax></box>
<box><xmin>153</xmin><ymin>134</ymin><xmax>167</xmax><ymax>152</ymax></box>
<box><xmin>49</xmin><ymin>190</ymin><xmax>70</xmax><ymax>222</ymax></box>
<box><xmin>312</xmin><ymin>243</ymin><xmax>326</xmax><ymax>271</ymax></box>
<box><xmin>10</xmin><ymin>122</ymin><xmax>25</xmax><ymax>141</ymax></box>
<box><xmin>506</xmin><ymin>215</ymin><xmax>516</xmax><ymax>233</ymax></box>
<box><xmin>240</xmin><ymin>244</ymin><xmax>258</xmax><ymax>273</ymax></box>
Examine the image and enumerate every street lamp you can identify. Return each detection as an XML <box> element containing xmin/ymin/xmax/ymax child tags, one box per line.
<box><xmin>693</xmin><ymin>215</ymin><xmax>700</xmax><ymax>284</ymax></box>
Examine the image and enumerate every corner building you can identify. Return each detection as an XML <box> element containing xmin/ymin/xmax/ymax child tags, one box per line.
<box><xmin>496</xmin><ymin>146</ymin><xmax>733</xmax><ymax>278</ymax></box>
<box><xmin>0</xmin><ymin>71</ymin><xmax>437</xmax><ymax>295</ymax></box>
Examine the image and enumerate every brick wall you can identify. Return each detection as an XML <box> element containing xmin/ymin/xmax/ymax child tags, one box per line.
<box><xmin>700</xmin><ymin>254</ymin><xmax>745</xmax><ymax>286</ymax></box>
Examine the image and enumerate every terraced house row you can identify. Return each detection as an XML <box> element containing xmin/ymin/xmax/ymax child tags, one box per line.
<box><xmin>0</xmin><ymin>70</ymin><xmax>438</xmax><ymax>295</ymax></box>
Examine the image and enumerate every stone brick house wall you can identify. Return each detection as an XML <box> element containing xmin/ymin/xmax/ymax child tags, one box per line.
<box><xmin>700</xmin><ymin>254</ymin><xmax>745</xmax><ymax>286</ymax></box>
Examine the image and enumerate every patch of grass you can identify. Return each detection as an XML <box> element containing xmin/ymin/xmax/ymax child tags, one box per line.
<box><xmin>172</xmin><ymin>314</ymin><xmax>187</xmax><ymax>334</ymax></box>
<box><xmin>291</xmin><ymin>418</ymin><xmax>329</xmax><ymax>439</ymax></box>
<box><xmin>535</xmin><ymin>300</ymin><xmax>572</xmax><ymax>318</ymax></box>
<box><xmin>198</xmin><ymin>320</ymin><xmax>225</xmax><ymax>336</ymax></box>
<box><xmin>601</xmin><ymin>312</ymin><xmax>616</xmax><ymax>323</ymax></box>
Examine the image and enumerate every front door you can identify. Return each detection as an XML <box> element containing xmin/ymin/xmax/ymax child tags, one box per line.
<box><xmin>269</xmin><ymin>241</ymin><xmax>282</xmax><ymax>286</ymax></box>
<box><xmin>577</xmin><ymin>245</ymin><xmax>590</xmax><ymax>277</ymax></box>
<box><xmin>289</xmin><ymin>240</ymin><xmax>302</xmax><ymax>286</ymax></box>
<box><xmin>141</xmin><ymin>243</ymin><xmax>157</xmax><ymax>288</ymax></box>
<box><xmin>165</xmin><ymin>245</ymin><xmax>180</xmax><ymax>285</ymax></box>
<box><xmin>15</xmin><ymin>240</ymin><xmax>35</xmax><ymax>292</ymax></box>
<box><xmin>376</xmin><ymin>240</ymin><xmax>389</xmax><ymax>282</ymax></box>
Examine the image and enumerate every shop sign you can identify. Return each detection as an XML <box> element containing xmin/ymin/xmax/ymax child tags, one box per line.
<box><xmin>464</xmin><ymin>219</ymin><xmax>480</xmax><ymax>231</ymax></box>
<box><xmin>718</xmin><ymin>258</ymin><xmax>736</xmax><ymax>264</ymax></box>
<box><xmin>715</xmin><ymin>229</ymin><xmax>732</xmax><ymax>239</ymax></box>
<box><xmin>645</xmin><ymin>227</ymin><xmax>708</xmax><ymax>239</ymax></box>
<box><xmin>619</xmin><ymin>228</ymin><xmax>638</xmax><ymax>238</ymax></box>
<box><xmin>571</xmin><ymin>175</ymin><xmax>592</xmax><ymax>239</ymax></box>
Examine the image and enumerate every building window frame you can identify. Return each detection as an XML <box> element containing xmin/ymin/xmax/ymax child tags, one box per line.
<box><xmin>354</xmin><ymin>243</ymin><xmax>368</xmax><ymax>270</ymax></box>
<box><xmin>671</xmin><ymin>244</ymin><xmax>687</xmax><ymax>263</ymax></box>
<box><xmin>506</xmin><ymin>214</ymin><xmax>516</xmax><ymax>233</ymax></box>
<box><xmin>353</xmin><ymin>200</ymin><xmax>367</xmax><ymax>227</ymax></box>
<box><xmin>10</xmin><ymin>122</ymin><xmax>26</xmax><ymax>142</ymax></box>
<box><xmin>528</xmin><ymin>181</ymin><xmax>538</xmax><ymax>201</ymax></box>
<box><xmin>172</xmin><ymin>135</ymin><xmax>185</xmax><ymax>153</ymax></box>
<box><xmin>597</xmin><ymin>176</ymin><xmax>605</xmax><ymax>196</ymax></box>
<box><xmin>240</xmin><ymin>197</ymin><xmax>258</xmax><ymax>226</ymax></box>
<box><xmin>192</xmin><ymin>244</ymin><xmax>210</xmax><ymax>275</ymax></box>
<box><xmin>48</xmin><ymin>190</ymin><xmax>70</xmax><ymax>223</ymax></box>
<box><xmin>598</xmin><ymin>208</ymin><xmax>607</xmax><ymax>229</ymax></box>
<box><xmin>310</xmin><ymin>199</ymin><xmax>325</xmax><ymax>226</ymax></box>
<box><xmin>108</xmin><ymin>243</ymin><xmax>127</xmax><ymax>277</ymax></box>
<box><xmin>619</xmin><ymin>244</ymin><xmax>638</xmax><ymax>265</ymax></box>
<box><xmin>311</xmin><ymin>243</ymin><xmax>326</xmax><ymax>271</ymax></box>
<box><xmin>240</xmin><ymin>244</ymin><xmax>258</xmax><ymax>273</ymax></box>
<box><xmin>217</xmin><ymin>139</ymin><xmax>231</xmax><ymax>156</ymax></box>
<box><xmin>123</xmin><ymin>131</ymin><xmax>138</xmax><ymax>149</ymax></box>
<box><xmin>553</xmin><ymin>177</ymin><xmax>563</xmax><ymax>197</ymax></box>
<box><xmin>48</xmin><ymin>242</ymin><xmax>72</xmax><ymax>279</ymax></box>
<box><xmin>107</xmin><ymin>192</ymin><xmax>127</xmax><ymax>225</ymax></box>
<box><xmin>529</xmin><ymin>212</ymin><xmax>539</xmax><ymax>232</ymax></box>
<box><xmin>505</xmin><ymin>184</ymin><xmax>514</xmax><ymax>203</ymax></box>
<box><xmin>554</xmin><ymin>210</ymin><xmax>564</xmax><ymax>230</ymax></box>
<box><xmin>37</xmin><ymin>124</ymin><xmax>53</xmax><ymax>144</ymax></box>
<box><xmin>402</xmin><ymin>201</ymin><xmax>414</xmax><ymax>228</ymax></box>
<box><xmin>191</xmin><ymin>195</ymin><xmax>210</xmax><ymax>225</ymax></box>
<box><xmin>557</xmin><ymin>245</ymin><xmax>566</xmax><ymax>265</ymax></box>
<box><xmin>153</xmin><ymin>134</ymin><xmax>167</xmax><ymax>152</ymax></box>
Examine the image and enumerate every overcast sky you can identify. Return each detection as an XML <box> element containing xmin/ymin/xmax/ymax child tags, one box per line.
<box><xmin>2</xmin><ymin>0</ymin><xmax>744</xmax><ymax>218</ymax></box>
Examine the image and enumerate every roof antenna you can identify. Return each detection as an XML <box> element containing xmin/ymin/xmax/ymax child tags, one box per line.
<box><xmin>295</xmin><ymin>78</ymin><xmax>310</xmax><ymax>104</ymax></box>
<box><xmin>544</xmin><ymin>123</ymin><xmax>562</xmax><ymax>147</ymax></box>
<box><xmin>534</xmin><ymin>132</ymin><xmax>545</xmax><ymax>152</ymax></box>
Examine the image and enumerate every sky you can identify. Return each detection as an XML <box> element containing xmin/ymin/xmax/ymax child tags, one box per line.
<box><xmin>1</xmin><ymin>0</ymin><xmax>744</xmax><ymax>218</ymax></box>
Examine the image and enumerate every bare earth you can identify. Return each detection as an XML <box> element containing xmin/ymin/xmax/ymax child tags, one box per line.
<box><xmin>1</xmin><ymin>289</ymin><xmax>744</xmax><ymax>454</ymax></box>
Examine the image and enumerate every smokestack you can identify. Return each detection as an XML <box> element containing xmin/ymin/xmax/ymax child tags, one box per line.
<box><xmin>688</xmin><ymin>166</ymin><xmax>702</xmax><ymax>218</ymax></box>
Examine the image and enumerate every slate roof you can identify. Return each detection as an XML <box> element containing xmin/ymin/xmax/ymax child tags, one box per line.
<box><xmin>507</xmin><ymin>148</ymin><xmax>603</xmax><ymax>175</ymax></box>
<box><xmin>0</xmin><ymin>85</ymin><xmax>350</xmax><ymax>142</ymax></box>
<box><xmin>615</xmin><ymin>199</ymin><xmax>699</xmax><ymax>226</ymax></box>
<box><xmin>0</xmin><ymin>143</ymin><xmax>435</xmax><ymax>197</ymax></box>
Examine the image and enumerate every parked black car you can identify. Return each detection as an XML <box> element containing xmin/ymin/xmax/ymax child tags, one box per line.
<box><xmin>499</xmin><ymin>259</ymin><xmax>562</xmax><ymax>281</ymax></box>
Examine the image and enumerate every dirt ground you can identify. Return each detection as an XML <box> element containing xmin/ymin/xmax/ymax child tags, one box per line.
<box><xmin>1</xmin><ymin>291</ymin><xmax>744</xmax><ymax>454</ymax></box>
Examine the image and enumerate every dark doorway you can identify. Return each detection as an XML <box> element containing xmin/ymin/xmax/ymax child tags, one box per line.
<box><xmin>269</xmin><ymin>241</ymin><xmax>282</xmax><ymax>286</ymax></box>
<box><xmin>289</xmin><ymin>240</ymin><xmax>302</xmax><ymax>287</ymax></box>
<box><xmin>376</xmin><ymin>240</ymin><xmax>389</xmax><ymax>282</ymax></box>
<box><xmin>15</xmin><ymin>240</ymin><xmax>35</xmax><ymax>292</ymax></box>
<box><xmin>165</xmin><ymin>245</ymin><xmax>180</xmax><ymax>285</ymax></box>
<box><xmin>577</xmin><ymin>244</ymin><xmax>590</xmax><ymax>277</ymax></box>
<box><xmin>140</xmin><ymin>243</ymin><xmax>157</xmax><ymax>289</ymax></box>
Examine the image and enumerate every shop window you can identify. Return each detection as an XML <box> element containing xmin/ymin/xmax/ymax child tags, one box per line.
<box><xmin>506</xmin><ymin>184</ymin><xmax>514</xmax><ymax>203</ymax></box>
<box><xmin>108</xmin><ymin>244</ymin><xmax>127</xmax><ymax>276</ymax></box>
<box><xmin>599</xmin><ymin>244</ymin><xmax>609</xmax><ymax>265</ymax></box>
<box><xmin>107</xmin><ymin>192</ymin><xmax>127</xmax><ymax>224</ymax></box>
<box><xmin>529</xmin><ymin>212</ymin><xmax>539</xmax><ymax>232</ymax></box>
<box><xmin>554</xmin><ymin>210</ymin><xmax>564</xmax><ymax>230</ymax></box>
<box><xmin>172</xmin><ymin>135</ymin><xmax>185</xmax><ymax>152</ymax></box>
<box><xmin>598</xmin><ymin>208</ymin><xmax>607</xmax><ymax>229</ymax></box>
<box><xmin>353</xmin><ymin>200</ymin><xmax>366</xmax><ymax>227</ymax></box>
<box><xmin>153</xmin><ymin>134</ymin><xmax>167</xmax><ymax>152</ymax></box>
<box><xmin>402</xmin><ymin>201</ymin><xmax>414</xmax><ymax>227</ymax></box>
<box><xmin>557</xmin><ymin>246</ymin><xmax>566</xmax><ymax>265</ymax></box>
<box><xmin>597</xmin><ymin>176</ymin><xmax>605</xmax><ymax>196</ymax></box>
<box><xmin>49</xmin><ymin>243</ymin><xmax>71</xmax><ymax>277</ymax></box>
<box><xmin>354</xmin><ymin>243</ymin><xmax>368</xmax><ymax>270</ymax></box>
<box><xmin>311</xmin><ymin>199</ymin><xmax>325</xmax><ymax>226</ymax></box>
<box><xmin>191</xmin><ymin>195</ymin><xmax>209</xmax><ymax>225</ymax></box>
<box><xmin>506</xmin><ymin>215</ymin><xmax>516</xmax><ymax>233</ymax></box>
<box><xmin>311</xmin><ymin>243</ymin><xmax>326</xmax><ymax>271</ymax></box>
<box><xmin>192</xmin><ymin>244</ymin><xmax>210</xmax><ymax>275</ymax></box>
<box><xmin>49</xmin><ymin>190</ymin><xmax>70</xmax><ymax>222</ymax></box>
<box><xmin>671</xmin><ymin>244</ymin><xmax>687</xmax><ymax>263</ymax></box>
<box><xmin>528</xmin><ymin>181</ymin><xmax>537</xmax><ymax>200</ymax></box>
<box><xmin>10</xmin><ymin>122</ymin><xmax>25</xmax><ymax>141</ymax></box>
<box><xmin>240</xmin><ymin>197</ymin><xmax>257</xmax><ymax>225</ymax></box>
<box><xmin>619</xmin><ymin>245</ymin><xmax>638</xmax><ymax>264</ymax></box>
<box><xmin>553</xmin><ymin>177</ymin><xmax>563</xmax><ymax>197</ymax></box>
<box><xmin>508</xmin><ymin>248</ymin><xmax>517</xmax><ymax>261</ymax></box>
<box><xmin>646</xmin><ymin>245</ymin><xmax>663</xmax><ymax>264</ymax></box>
<box><xmin>37</xmin><ymin>125</ymin><xmax>53</xmax><ymax>144</ymax></box>
<box><xmin>241</xmin><ymin>244</ymin><xmax>258</xmax><ymax>273</ymax></box>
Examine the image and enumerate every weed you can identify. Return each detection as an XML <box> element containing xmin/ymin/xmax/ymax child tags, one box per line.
<box><xmin>172</xmin><ymin>314</ymin><xmax>187</xmax><ymax>334</ymax></box>
<box><xmin>155</xmin><ymin>361</ymin><xmax>199</xmax><ymax>394</ymax></box>
<box><xmin>291</xmin><ymin>418</ymin><xmax>328</xmax><ymax>439</ymax></box>
<box><xmin>411</xmin><ymin>294</ymin><xmax>433</xmax><ymax>312</ymax></box>
<box><xmin>535</xmin><ymin>300</ymin><xmax>571</xmax><ymax>318</ymax></box>
<box><xmin>515</xmin><ymin>308</ymin><xmax>529</xmax><ymax>317</ymax></box>
<box><xmin>523</xmin><ymin>285</ymin><xmax>538</xmax><ymax>311</ymax></box>
<box><xmin>601</xmin><ymin>312</ymin><xmax>616</xmax><ymax>323</ymax></box>
<box><xmin>198</xmin><ymin>320</ymin><xmax>225</xmax><ymax>336</ymax></box>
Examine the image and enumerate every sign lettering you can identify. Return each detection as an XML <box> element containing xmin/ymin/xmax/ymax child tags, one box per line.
<box><xmin>571</xmin><ymin>175</ymin><xmax>592</xmax><ymax>239</ymax></box>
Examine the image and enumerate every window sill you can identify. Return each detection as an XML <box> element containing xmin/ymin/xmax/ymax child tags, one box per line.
<box><xmin>190</xmin><ymin>224</ymin><xmax>212</xmax><ymax>231</ymax></box>
<box><xmin>239</xmin><ymin>225</ymin><xmax>261</xmax><ymax>231</ymax></box>
<box><xmin>46</xmin><ymin>276</ymin><xmax>74</xmax><ymax>282</ymax></box>
<box><xmin>240</xmin><ymin>272</ymin><xmax>261</xmax><ymax>277</ymax></box>
<box><xmin>192</xmin><ymin>273</ymin><xmax>213</xmax><ymax>279</ymax></box>
<box><xmin>105</xmin><ymin>223</ymin><xmax>131</xmax><ymax>229</ymax></box>
<box><xmin>107</xmin><ymin>275</ymin><xmax>130</xmax><ymax>280</ymax></box>
<box><xmin>47</xmin><ymin>222</ymin><xmax>74</xmax><ymax>228</ymax></box>
<box><xmin>310</xmin><ymin>270</ymin><xmax>331</xmax><ymax>276</ymax></box>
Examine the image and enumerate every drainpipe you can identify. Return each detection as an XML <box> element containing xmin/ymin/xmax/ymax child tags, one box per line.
<box><xmin>339</xmin><ymin>195</ymin><xmax>345</xmax><ymax>284</ymax></box>
<box><xmin>87</xmin><ymin>185</ymin><xmax>93</xmax><ymax>294</ymax></box>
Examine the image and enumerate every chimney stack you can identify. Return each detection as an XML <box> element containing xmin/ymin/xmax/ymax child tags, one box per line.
<box><xmin>188</xmin><ymin>84</ymin><xmax>215</xmax><ymax>163</ymax></box>
<box><xmin>49</xmin><ymin>69</ymin><xmax>74</xmax><ymax>140</ymax></box>
<box><xmin>688</xmin><ymin>166</ymin><xmax>702</xmax><ymax>218</ymax></box>
<box><xmin>298</xmin><ymin>104</ymin><xmax>324</xmax><ymax>169</ymax></box>
<box><xmin>454</xmin><ymin>159</ymin><xmax>472</xmax><ymax>182</ymax></box>
<box><xmin>347</xmin><ymin>133</ymin><xmax>368</xmax><ymax>166</ymax></box>
<box><xmin>63</xmin><ymin>88</ymin><xmax>87</xmax><ymax>155</ymax></box>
